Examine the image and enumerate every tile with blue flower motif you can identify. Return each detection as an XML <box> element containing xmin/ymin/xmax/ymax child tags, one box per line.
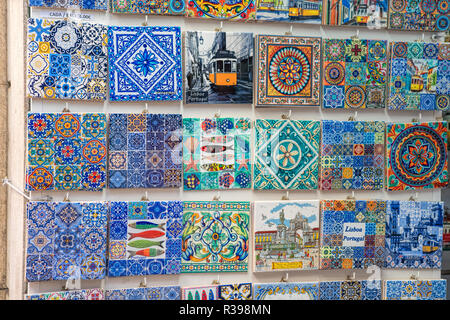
<box><xmin>383</xmin><ymin>279</ymin><xmax>447</xmax><ymax>300</ymax></box>
<box><xmin>253</xmin><ymin>282</ymin><xmax>319</xmax><ymax>300</ymax></box>
<box><xmin>29</xmin><ymin>0</ymin><xmax>107</xmax><ymax>10</ymax></box>
<box><xmin>218</xmin><ymin>283</ymin><xmax>252</xmax><ymax>300</ymax></box>
<box><xmin>319</xmin><ymin>280</ymin><xmax>382</xmax><ymax>300</ymax></box>
<box><xmin>105</xmin><ymin>286</ymin><xmax>181</xmax><ymax>300</ymax></box>
<box><xmin>26</xmin><ymin>289</ymin><xmax>104</xmax><ymax>300</ymax></box>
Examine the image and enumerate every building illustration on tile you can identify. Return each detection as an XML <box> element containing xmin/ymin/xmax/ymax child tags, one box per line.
<box><xmin>108</xmin><ymin>25</ymin><xmax>182</xmax><ymax>101</ymax></box>
<box><xmin>254</xmin><ymin>119</ymin><xmax>320</xmax><ymax>190</ymax></box>
<box><xmin>108</xmin><ymin>201</ymin><xmax>183</xmax><ymax>277</ymax></box>
<box><xmin>26</xmin><ymin>201</ymin><xmax>108</xmax><ymax>282</ymax></box>
<box><xmin>110</xmin><ymin>0</ymin><xmax>185</xmax><ymax>15</ymax></box>
<box><xmin>26</xmin><ymin>289</ymin><xmax>104</xmax><ymax>300</ymax></box>
<box><xmin>105</xmin><ymin>286</ymin><xmax>181</xmax><ymax>300</ymax></box>
<box><xmin>319</xmin><ymin>280</ymin><xmax>382</xmax><ymax>300</ymax></box>
<box><xmin>181</xmin><ymin>285</ymin><xmax>219</xmax><ymax>300</ymax></box>
<box><xmin>322</xmin><ymin>0</ymin><xmax>388</xmax><ymax>27</ymax></box>
<box><xmin>388</xmin><ymin>0</ymin><xmax>449</xmax><ymax>32</ymax></box>
<box><xmin>29</xmin><ymin>0</ymin><xmax>107</xmax><ymax>10</ymax></box>
<box><xmin>183</xmin><ymin>117</ymin><xmax>251</xmax><ymax>190</ymax></box>
<box><xmin>255</xmin><ymin>0</ymin><xmax>322</xmax><ymax>24</ymax></box>
<box><xmin>182</xmin><ymin>201</ymin><xmax>250</xmax><ymax>273</ymax></box>
<box><xmin>385</xmin><ymin>200</ymin><xmax>443</xmax><ymax>269</ymax></box>
<box><xmin>320</xmin><ymin>200</ymin><xmax>386</xmax><ymax>270</ymax></box>
<box><xmin>218</xmin><ymin>283</ymin><xmax>252</xmax><ymax>300</ymax></box>
<box><xmin>185</xmin><ymin>31</ymin><xmax>253</xmax><ymax>104</ymax></box>
<box><xmin>253</xmin><ymin>282</ymin><xmax>319</xmax><ymax>300</ymax></box>
<box><xmin>386</xmin><ymin>122</ymin><xmax>448</xmax><ymax>191</ymax></box>
<box><xmin>383</xmin><ymin>279</ymin><xmax>447</xmax><ymax>300</ymax></box>
<box><xmin>185</xmin><ymin>0</ymin><xmax>256</xmax><ymax>20</ymax></box>
<box><xmin>108</xmin><ymin>113</ymin><xmax>182</xmax><ymax>189</ymax></box>
<box><xmin>27</xmin><ymin>18</ymin><xmax>108</xmax><ymax>101</ymax></box>
<box><xmin>323</xmin><ymin>38</ymin><xmax>388</xmax><ymax>109</ymax></box>
<box><xmin>256</xmin><ymin>35</ymin><xmax>321</xmax><ymax>107</ymax></box>
<box><xmin>320</xmin><ymin>120</ymin><xmax>385</xmax><ymax>190</ymax></box>
<box><xmin>253</xmin><ymin>201</ymin><xmax>320</xmax><ymax>272</ymax></box>
<box><xmin>26</xmin><ymin>113</ymin><xmax>107</xmax><ymax>191</ymax></box>
<box><xmin>388</xmin><ymin>41</ymin><xmax>449</xmax><ymax>111</ymax></box>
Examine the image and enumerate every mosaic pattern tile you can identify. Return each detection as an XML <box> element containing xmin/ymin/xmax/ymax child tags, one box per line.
<box><xmin>218</xmin><ymin>283</ymin><xmax>252</xmax><ymax>300</ymax></box>
<box><xmin>108</xmin><ymin>113</ymin><xmax>182</xmax><ymax>189</ymax></box>
<box><xmin>26</xmin><ymin>289</ymin><xmax>104</xmax><ymax>300</ymax></box>
<box><xmin>386</xmin><ymin>122</ymin><xmax>448</xmax><ymax>190</ymax></box>
<box><xmin>323</xmin><ymin>0</ymin><xmax>388</xmax><ymax>27</ymax></box>
<box><xmin>388</xmin><ymin>41</ymin><xmax>449</xmax><ymax>111</ymax></box>
<box><xmin>385</xmin><ymin>200</ymin><xmax>443</xmax><ymax>269</ymax></box>
<box><xmin>320</xmin><ymin>200</ymin><xmax>386</xmax><ymax>270</ymax></box>
<box><xmin>185</xmin><ymin>31</ymin><xmax>254</xmax><ymax>104</ymax></box>
<box><xmin>105</xmin><ymin>286</ymin><xmax>181</xmax><ymax>300</ymax></box>
<box><xmin>254</xmin><ymin>119</ymin><xmax>319</xmax><ymax>190</ymax></box>
<box><xmin>108</xmin><ymin>201</ymin><xmax>183</xmax><ymax>277</ymax></box>
<box><xmin>255</xmin><ymin>35</ymin><xmax>321</xmax><ymax>107</ymax></box>
<box><xmin>384</xmin><ymin>279</ymin><xmax>447</xmax><ymax>300</ymax></box>
<box><xmin>29</xmin><ymin>0</ymin><xmax>107</xmax><ymax>10</ymax></box>
<box><xmin>253</xmin><ymin>201</ymin><xmax>320</xmax><ymax>272</ymax></box>
<box><xmin>388</xmin><ymin>0</ymin><xmax>449</xmax><ymax>32</ymax></box>
<box><xmin>323</xmin><ymin>38</ymin><xmax>388</xmax><ymax>109</ymax></box>
<box><xmin>110</xmin><ymin>0</ymin><xmax>185</xmax><ymax>15</ymax></box>
<box><xmin>255</xmin><ymin>0</ymin><xmax>322</xmax><ymax>24</ymax></box>
<box><xmin>181</xmin><ymin>285</ymin><xmax>218</xmax><ymax>300</ymax></box>
<box><xmin>183</xmin><ymin>117</ymin><xmax>251</xmax><ymax>191</ymax></box>
<box><xmin>108</xmin><ymin>26</ymin><xmax>182</xmax><ymax>101</ymax></box>
<box><xmin>253</xmin><ymin>282</ymin><xmax>319</xmax><ymax>300</ymax></box>
<box><xmin>27</xmin><ymin>18</ymin><xmax>108</xmax><ymax>101</ymax></box>
<box><xmin>26</xmin><ymin>201</ymin><xmax>108</xmax><ymax>282</ymax></box>
<box><xmin>319</xmin><ymin>280</ymin><xmax>382</xmax><ymax>300</ymax></box>
<box><xmin>320</xmin><ymin>120</ymin><xmax>385</xmax><ymax>190</ymax></box>
<box><xmin>26</xmin><ymin>113</ymin><xmax>107</xmax><ymax>191</ymax></box>
<box><xmin>182</xmin><ymin>201</ymin><xmax>250</xmax><ymax>273</ymax></box>
<box><xmin>185</xmin><ymin>0</ymin><xmax>256</xmax><ymax>20</ymax></box>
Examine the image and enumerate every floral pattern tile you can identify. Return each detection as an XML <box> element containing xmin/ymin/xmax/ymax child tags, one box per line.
<box><xmin>29</xmin><ymin>0</ymin><xmax>107</xmax><ymax>10</ymax></box>
<box><xmin>26</xmin><ymin>289</ymin><xmax>104</xmax><ymax>300</ymax></box>
<box><xmin>185</xmin><ymin>0</ymin><xmax>256</xmax><ymax>20</ymax></box>
<box><xmin>218</xmin><ymin>283</ymin><xmax>252</xmax><ymax>300</ymax></box>
<box><xmin>384</xmin><ymin>280</ymin><xmax>447</xmax><ymax>300</ymax></box>
<box><xmin>319</xmin><ymin>280</ymin><xmax>382</xmax><ymax>300</ymax></box>
<box><xmin>181</xmin><ymin>285</ymin><xmax>218</xmax><ymax>300</ymax></box>
<box><xmin>105</xmin><ymin>286</ymin><xmax>181</xmax><ymax>300</ymax></box>
<box><xmin>253</xmin><ymin>282</ymin><xmax>319</xmax><ymax>300</ymax></box>
<box><xmin>110</xmin><ymin>0</ymin><xmax>185</xmax><ymax>15</ymax></box>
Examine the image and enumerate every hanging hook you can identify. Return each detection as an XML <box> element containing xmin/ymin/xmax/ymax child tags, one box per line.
<box><xmin>214</xmin><ymin>109</ymin><xmax>221</xmax><ymax>118</ymax></box>
<box><xmin>63</xmin><ymin>192</ymin><xmax>70</xmax><ymax>202</ymax></box>
<box><xmin>211</xmin><ymin>274</ymin><xmax>220</xmax><ymax>285</ymax></box>
<box><xmin>139</xmin><ymin>277</ymin><xmax>148</xmax><ymax>288</ymax></box>
<box><xmin>348</xmin><ymin>111</ymin><xmax>357</xmax><ymax>121</ymax></box>
<box><xmin>347</xmin><ymin>272</ymin><xmax>356</xmax><ymax>281</ymax></box>
<box><xmin>285</xmin><ymin>25</ymin><xmax>293</xmax><ymax>36</ymax></box>
<box><xmin>142</xmin><ymin>103</ymin><xmax>149</xmax><ymax>114</ymax></box>
<box><xmin>281</xmin><ymin>191</ymin><xmax>289</xmax><ymax>200</ymax></box>
<box><xmin>62</xmin><ymin>102</ymin><xmax>70</xmax><ymax>113</ymax></box>
<box><xmin>409</xmin><ymin>192</ymin><xmax>419</xmax><ymax>202</ymax></box>
<box><xmin>142</xmin><ymin>15</ymin><xmax>148</xmax><ymax>26</ymax></box>
<box><xmin>212</xmin><ymin>191</ymin><xmax>220</xmax><ymax>201</ymax></box>
<box><xmin>280</xmin><ymin>272</ymin><xmax>289</xmax><ymax>282</ymax></box>
<box><xmin>410</xmin><ymin>271</ymin><xmax>420</xmax><ymax>280</ymax></box>
<box><xmin>346</xmin><ymin>191</ymin><xmax>355</xmax><ymax>200</ymax></box>
<box><xmin>352</xmin><ymin>29</ymin><xmax>360</xmax><ymax>40</ymax></box>
<box><xmin>281</xmin><ymin>109</ymin><xmax>292</xmax><ymax>120</ymax></box>
<box><xmin>141</xmin><ymin>191</ymin><xmax>149</xmax><ymax>201</ymax></box>
<box><xmin>412</xmin><ymin>113</ymin><xmax>422</xmax><ymax>123</ymax></box>
<box><xmin>215</xmin><ymin>21</ymin><xmax>223</xmax><ymax>32</ymax></box>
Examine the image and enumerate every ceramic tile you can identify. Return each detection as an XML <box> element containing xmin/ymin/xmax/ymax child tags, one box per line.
<box><xmin>184</xmin><ymin>31</ymin><xmax>253</xmax><ymax>104</ymax></box>
<box><xmin>181</xmin><ymin>201</ymin><xmax>250</xmax><ymax>273</ymax></box>
<box><xmin>26</xmin><ymin>113</ymin><xmax>107</xmax><ymax>191</ymax></box>
<box><xmin>26</xmin><ymin>201</ymin><xmax>107</xmax><ymax>282</ymax></box>
<box><xmin>320</xmin><ymin>120</ymin><xmax>385</xmax><ymax>190</ymax></box>
<box><xmin>255</xmin><ymin>35</ymin><xmax>321</xmax><ymax>107</ymax></box>
<box><xmin>254</xmin><ymin>119</ymin><xmax>320</xmax><ymax>190</ymax></box>
<box><xmin>110</xmin><ymin>0</ymin><xmax>185</xmax><ymax>15</ymax></box>
<box><xmin>386</xmin><ymin>122</ymin><xmax>448</xmax><ymax>190</ymax></box>
<box><xmin>29</xmin><ymin>0</ymin><xmax>107</xmax><ymax>10</ymax></box>
<box><xmin>183</xmin><ymin>118</ymin><xmax>251</xmax><ymax>190</ymax></box>
<box><xmin>108</xmin><ymin>25</ymin><xmax>182</xmax><ymax>101</ymax></box>
<box><xmin>105</xmin><ymin>286</ymin><xmax>181</xmax><ymax>300</ymax></box>
<box><xmin>185</xmin><ymin>0</ymin><xmax>256</xmax><ymax>20</ymax></box>
<box><xmin>388</xmin><ymin>0</ymin><xmax>449</xmax><ymax>32</ymax></box>
<box><xmin>108</xmin><ymin>113</ymin><xmax>182</xmax><ymax>189</ymax></box>
<box><xmin>218</xmin><ymin>283</ymin><xmax>252</xmax><ymax>300</ymax></box>
<box><xmin>181</xmin><ymin>285</ymin><xmax>219</xmax><ymax>300</ymax></box>
<box><xmin>253</xmin><ymin>282</ymin><xmax>319</xmax><ymax>300</ymax></box>
<box><xmin>255</xmin><ymin>0</ymin><xmax>321</xmax><ymax>23</ymax></box>
<box><xmin>323</xmin><ymin>38</ymin><xmax>388</xmax><ymax>109</ymax></box>
<box><xmin>388</xmin><ymin>42</ymin><xmax>449</xmax><ymax>111</ymax></box>
<box><xmin>27</xmin><ymin>18</ymin><xmax>107</xmax><ymax>101</ymax></box>
<box><xmin>253</xmin><ymin>201</ymin><xmax>320</xmax><ymax>272</ymax></box>
<box><xmin>107</xmin><ymin>201</ymin><xmax>182</xmax><ymax>277</ymax></box>
<box><xmin>319</xmin><ymin>280</ymin><xmax>382</xmax><ymax>300</ymax></box>
<box><xmin>384</xmin><ymin>279</ymin><xmax>447</xmax><ymax>300</ymax></box>
<box><xmin>26</xmin><ymin>289</ymin><xmax>104</xmax><ymax>300</ymax></box>
<box><xmin>385</xmin><ymin>200</ymin><xmax>443</xmax><ymax>268</ymax></box>
<box><xmin>320</xmin><ymin>200</ymin><xmax>386</xmax><ymax>270</ymax></box>
<box><xmin>323</xmin><ymin>1</ymin><xmax>388</xmax><ymax>27</ymax></box>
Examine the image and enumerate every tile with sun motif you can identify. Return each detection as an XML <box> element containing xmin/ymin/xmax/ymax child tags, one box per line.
<box><xmin>319</xmin><ymin>280</ymin><xmax>382</xmax><ymax>300</ymax></box>
<box><xmin>26</xmin><ymin>289</ymin><xmax>104</xmax><ymax>300</ymax></box>
<box><xmin>383</xmin><ymin>279</ymin><xmax>447</xmax><ymax>300</ymax></box>
<box><xmin>110</xmin><ymin>0</ymin><xmax>185</xmax><ymax>15</ymax></box>
<box><xmin>105</xmin><ymin>286</ymin><xmax>181</xmax><ymax>300</ymax></box>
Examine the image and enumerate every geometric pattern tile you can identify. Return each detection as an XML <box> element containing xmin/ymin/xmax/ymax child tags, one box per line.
<box><xmin>185</xmin><ymin>0</ymin><xmax>256</xmax><ymax>20</ymax></box>
<box><xmin>386</xmin><ymin>122</ymin><xmax>448</xmax><ymax>190</ymax></box>
<box><xmin>254</xmin><ymin>119</ymin><xmax>320</xmax><ymax>190</ymax></box>
<box><xmin>183</xmin><ymin>117</ymin><xmax>251</xmax><ymax>190</ymax></box>
<box><xmin>25</xmin><ymin>289</ymin><xmax>104</xmax><ymax>300</ymax></box>
<box><xmin>26</xmin><ymin>201</ymin><xmax>108</xmax><ymax>282</ymax></box>
<box><xmin>388</xmin><ymin>0</ymin><xmax>449</xmax><ymax>32</ymax></box>
<box><xmin>105</xmin><ymin>286</ymin><xmax>181</xmax><ymax>300</ymax></box>
<box><xmin>181</xmin><ymin>285</ymin><xmax>219</xmax><ymax>300</ymax></box>
<box><xmin>388</xmin><ymin>41</ymin><xmax>449</xmax><ymax>110</ymax></box>
<box><xmin>29</xmin><ymin>0</ymin><xmax>107</xmax><ymax>10</ymax></box>
<box><xmin>320</xmin><ymin>120</ymin><xmax>385</xmax><ymax>190</ymax></box>
<box><xmin>383</xmin><ymin>279</ymin><xmax>447</xmax><ymax>300</ymax></box>
<box><xmin>255</xmin><ymin>35</ymin><xmax>322</xmax><ymax>107</ymax></box>
<box><xmin>385</xmin><ymin>200</ymin><xmax>444</xmax><ymax>269</ymax></box>
<box><xmin>110</xmin><ymin>0</ymin><xmax>185</xmax><ymax>15</ymax></box>
<box><xmin>323</xmin><ymin>38</ymin><xmax>388</xmax><ymax>109</ymax></box>
<box><xmin>181</xmin><ymin>201</ymin><xmax>250</xmax><ymax>273</ymax></box>
<box><xmin>320</xmin><ymin>200</ymin><xmax>386</xmax><ymax>270</ymax></box>
<box><xmin>26</xmin><ymin>112</ymin><xmax>107</xmax><ymax>191</ymax></box>
<box><xmin>253</xmin><ymin>282</ymin><xmax>319</xmax><ymax>300</ymax></box>
<box><xmin>108</xmin><ymin>26</ymin><xmax>182</xmax><ymax>101</ymax></box>
<box><xmin>323</xmin><ymin>1</ymin><xmax>388</xmax><ymax>27</ymax></box>
<box><xmin>319</xmin><ymin>280</ymin><xmax>382</xmax><ymax>300</ymax></box>
<box><xmin>107</xmin><ymin>201</ymin><xmax>183</xmax><ymax>277</ymax></box>
<box><xmin>27</xmin><ymin>18</ymin><xmax>108</xmax><ymax>101</ymax></box>
<box><xmin>217</xmin><ymin>283</ymin><xmax>252</xmax><ymax>300</ymax></box>
<box><xmin>108</xmin><ymin>113</ymin><xmax>182</xmax><ymax>189</ymax></box>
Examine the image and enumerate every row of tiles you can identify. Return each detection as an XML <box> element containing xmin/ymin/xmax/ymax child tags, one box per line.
<box><xmin>26</xmin><ymin>199</ymin><xmax>444</xmax><ymax>282</ymax></box>
<box><xmin>25</xmin><ymin>279</ymin><xmax>448</xmax><ymax>300</ymax></box>
<box><xmin>26</xmin><ymin>18</ymin><xmax>450</xmax><ymax>110</ymax></box>
<box><xmin>26</xmin><ymin>113</ymin><xmax>449</xmax><ymax>192</ymax></box>
<box><xmin>28</xmin><ymin>0</ymin><xmax>449</xmax><ymax>32</ymax></box>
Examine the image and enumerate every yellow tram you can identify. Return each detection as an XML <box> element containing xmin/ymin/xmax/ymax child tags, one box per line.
<box><xmin>289</xmin><ymin>0</ymin><xmax>321</xmax><ymax>19</ymax></box>
<box><xmin>208</xmin><ymin>50</ymin><xmax>237</xmax><ymax>89</ymax></box>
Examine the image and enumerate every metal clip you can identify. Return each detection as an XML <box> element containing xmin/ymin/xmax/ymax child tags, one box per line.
<box><xmin>410</xmin><ymin>272</ymin><xmax>419</xmax><ymax>280</ymax></box>
<box><xmin>212</xmin><ymin>191</ymin><xmax>220</xmax><ymax>201</ymax></box>
<box><xmin>409</xmin><ymin>192</ymin><xmax>418</xmax><ymax>202</ymax></box>
<box><xmin>142</xmin><ymin>15</ymin><xmax>148</xmax><ymax>26</ymax></box>
<box><xmin>281</xmin><ymin>191</ymin><xmax>289</xmax><ymax>200</ymax></box>
<box><xmin>141</xmin><ymin>191</ymin><xmax>149</xmax><ymax>201</ymax></box>
<box><xmin>347</xmin><ymin>272</ymin><xmax>356</xmax><ymax>281</ymax></box>
<box><xmin>214</xmin><ymin>109</ymin><xmax>221</xmax><ymax>118</ymax></box>
<box><xmin>139</xmin><ymin>277</ymin><xmax>147</xmax><ymax>288</ymax></box>
<box><xmin>348</xmin><ymin>111</ymin><xmax>357</xmax><ymax>121</ymax></box>
<box><xmin>63</xmin><ymin>192</ymin><xmax>70</xmax><ymax>202</ymax></box>
<box><xmin>280</xmin><ymin>273</ymin><xmax>289</xmax><ymax>282</ymax></box>
<box><xmin>142</xmin><ymin>103</ymin><xmax>149</xmax><ymax>114</ymax></box>
<box><xmin>412</xmin><ymin>113</ymin><xmax>422</xmax><ymax>123</ymax></box>
<box><xmin>351</xmin><ymin>29</ymin><xmax>360</xmax><ymax>40</ymax></box>
<box><xmin>215</xmin><ymin>21</ymin><xmax>223</xmax><ymax>32</ymax></box>
<box><xmin>285</xmin><ymin>25</ymin><xmax>293</xmax><ymax>36</ymax></box>
<box><xmin>211</xmin><ymin>275</ymin><xmax>220</xmax><ymax>285</ymax></box>
<box><xmin>346</xmin><ymin>191</ymin><xmax>356</xmax><ymax>201</ymax></box>
<box><xmin>62</xmin><ymin>102</ymin><xmax>70</xmax><ymax>113</ymax></box>
<box><xmin>281</xmin><ymin>109</ymin><xmax>292</xmax><ymax>120</ymax></box>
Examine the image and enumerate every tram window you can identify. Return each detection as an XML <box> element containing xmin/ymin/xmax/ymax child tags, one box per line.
<box><xmin>224</xmin><ymin>60</ymin><xmax>232</xmax><ymax>72</ymax></box>
<box><xmin>217</xmin><ymin>60</ymin><xmax>224</xmax><ymax>72</ymax></box>
<box><xmin>232</xmin><ymin>61</ymin><xmax>237</xmax><ymax>72</ymax></box>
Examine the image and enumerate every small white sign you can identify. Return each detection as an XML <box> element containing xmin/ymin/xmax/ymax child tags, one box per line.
<box><xmin>33</xmin><ymin>9</ymin><xmax>93</xmax><ymax>21</ymax></box>
<box><xmin>342</xmin><ymin>223</ymin><xmax>365</xmax><ymax>247</ymax></box>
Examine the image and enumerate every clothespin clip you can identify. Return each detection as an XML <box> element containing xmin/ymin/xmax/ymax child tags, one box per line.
<box><xmin>280</xmin><ymin>272</ymin><xmax>289</xmax><ymax>282</ymax></box>
<box><xmin>346</xmin><ymin>272</ymin><xmax>356</xmax><ymax>281</ymax></box>
<box><xmin>141</xmin><ymin>191</ymin><xmax>149</xmax><ymax>201</ymax></box>
<box><xmin>212</xmin><ymin>191</ymin><xmax>220</xmax><ymax>201</ymax></box>
<box><xmin>214</xmin><ymin>109</ymin><xmax>221</xmax><ymax>118</ymax></box>
<box><xmin>281</xmin><ymin>109</ymin><xmax>292</xmax><ymax>120</ymax></box>
<box><xmin>62</xmin><ymin>102</ymin><xmax>70</xmax><ymax>113</ymax></box>
<box><xmin>346</xmin><ymin>191</ymin><xmax>356</xmax><ymax>201</ymax></box>
<box><xmin>142</xmin><ymin>15</ymin><xmax>148</xmax><ymax>26</ymax></box>
<box><xmin>63</xmin><ymin>192</ymin><xmax>70</xmax><ymax>202</ymax></box>
<box><xmin>351</xmin><ymin>29</ymin><xmax>360</xmax><ymax>40</ymax></box>
<box><xmin>285</xmin><ymin>25</ymin><xmax>293</xmax><ymax>36</ymax></box>
<box><xmin>348</xmin><ymin>111</ymin><xmax>357</xmax><ymax>121</ymax></box>
<box><xmin>281</xmin><ymin>191</ymin><xmax>289</xmax><ymax>200</ymax></box>
<box><xmin>409</xmin><ymin>192</ymin><xmax>418</xmax><ymax>202</ymax></box>
<box><xmin>142</xmin><ymin>103</ymin><xmax>149</xmax><ymax>114</ymax></box>
<box><xmin>412</xmin><ymin>113</ymin><xmax>422</xmax><ymax>123</ymax></box>
<box><xmin>211</xmin><ymin>275</ymin><xmax>220</xmax><ymax>285</ymax></box>
<box><xmin>139</xmin><ymin>277</ymin><xmax>148</xmax><ymax>288</ymax></box>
